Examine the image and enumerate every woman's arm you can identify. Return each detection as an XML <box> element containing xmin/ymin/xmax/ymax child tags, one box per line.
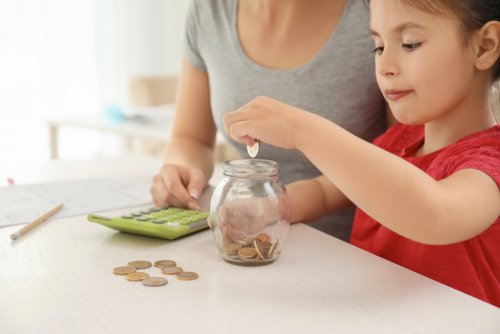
<box><xmin>151</xmin><ymin>59</ymin><xmax>217</xmax><ymax>208</ymax></box>
<box><xmin>164</xmin><ymin>59</ymin><xmax>217</xmax><ymax>177</ymax></box>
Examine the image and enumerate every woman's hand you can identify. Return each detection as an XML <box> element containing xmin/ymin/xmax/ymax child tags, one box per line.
<box><xmin>223</xmin><ymin>96</ymin><xmax>309</xmax><ymax>149</ymax></box>
<box><xmin>150</xmin><ymin>164</ymin><xmax>207</xmax><ymax>209</ymax></box>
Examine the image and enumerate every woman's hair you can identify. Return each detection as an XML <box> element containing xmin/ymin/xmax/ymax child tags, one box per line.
<box><xmin>367</xmin><ymin>0</ymin><xmax>500</xmax><ymax>80</ymax></box>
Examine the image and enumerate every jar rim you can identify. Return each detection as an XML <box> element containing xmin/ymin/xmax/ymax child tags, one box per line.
<box><xmin>223</xmin><ymin>159</ymin><xmax>279</xmax><ymax>179</ymax></box>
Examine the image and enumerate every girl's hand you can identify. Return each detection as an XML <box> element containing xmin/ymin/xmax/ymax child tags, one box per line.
<box><xmin>150</xmin><ymin>164</ymin><xmax>207</xmax><ymax>210</ymax></box>
<box><xmin>223</xmin><ymin>96</ymin><xmax>308</xmax><ymax>149</ymax></box>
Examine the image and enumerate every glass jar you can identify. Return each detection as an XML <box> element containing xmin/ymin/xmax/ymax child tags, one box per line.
<box><xmin>209</xmin><ymin>159</ymin><xmax>290</xmax><ymax>266</ymax></box>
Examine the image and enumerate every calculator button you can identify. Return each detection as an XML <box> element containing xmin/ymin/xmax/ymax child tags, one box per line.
<box><xmin>132</xmin><ymin>212</ymin><xmax>142</xmax><ymax>217</ymax></box>
<box><xmin>136</xmin><ymin>217</ymin><xmax>149</xmax><ymax>221</ymax></box>
<box><xmin>152</xmin><ymin>219</ymin><xmax>165</xmax><ymax>224</ymax></box>
<box><xmin>140</xmin><ymin>210</ymin><xmax>151</xmax><ymax>214</ymax></box>
<box><xmin>121</xmin><ymin>215</ymin><xmax>134</xmax><ymax>219</ymax></box>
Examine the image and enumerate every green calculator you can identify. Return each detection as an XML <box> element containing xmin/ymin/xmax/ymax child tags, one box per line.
<box><xmin>87</xmin><ymin>207</ymin><xmax>209</xmax><ymax>240</ymax></box>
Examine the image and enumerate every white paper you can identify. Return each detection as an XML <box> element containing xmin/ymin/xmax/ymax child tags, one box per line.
<box><xmin>0</xmin><ymin>178</ymin><xmax>152</xmax><ymax>227</ymax></box>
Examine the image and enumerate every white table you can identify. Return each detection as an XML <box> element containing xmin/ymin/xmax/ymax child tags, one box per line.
<box><xmin>46</xmin><ymin>117</ymin><xmax>229</xmax><ymax>160</ymax></box>
<box><xmin>46</xmin><ymin>117</ymin><xmax>171</xmax><ymax>159</ymax></box>
<box><xmin>0</xmin><ymin>156</ymin><xmax>498</xmax><ymax>334</ymax></box>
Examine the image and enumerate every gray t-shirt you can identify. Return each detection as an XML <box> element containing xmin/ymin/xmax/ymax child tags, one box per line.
<box><xmin>183</xmin><ymin>0</ymin><xmax>386</xmax><ymax>241</ymax></box>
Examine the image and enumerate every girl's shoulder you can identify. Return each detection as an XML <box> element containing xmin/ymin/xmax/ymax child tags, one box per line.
<box><xmin>372</xmin><ymin>123</ymin><xmax>424</xmax><ymax>156</ymax></box>
<box><xmin>432</xmin><ymin>125</ymin><xmax>500</xmax><ymax>183</ymax></box>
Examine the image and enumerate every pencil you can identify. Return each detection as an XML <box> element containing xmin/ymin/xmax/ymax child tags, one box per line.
<box><xmin>10</xmin><ymin>203</ymin><xmax>64</xmax><ymax>240</ymax></box>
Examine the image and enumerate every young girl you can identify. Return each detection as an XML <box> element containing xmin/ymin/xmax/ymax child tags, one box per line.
<box><xmin>222</xmin><ymin>0</ymin><xmax>500</xmax><ymax>306</ymax></box>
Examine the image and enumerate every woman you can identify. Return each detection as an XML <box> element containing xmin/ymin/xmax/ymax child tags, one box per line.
<box><xmin>151</xmin><ymin>0</ymin><xmax>391</xmax><ymax>241</ymax></box>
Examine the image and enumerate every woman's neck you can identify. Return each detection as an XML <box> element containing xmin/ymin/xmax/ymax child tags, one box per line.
<box><xmin>241</xmin><ymin>0</ymin><xmax>344</xmax><ymax>24</ymax></box>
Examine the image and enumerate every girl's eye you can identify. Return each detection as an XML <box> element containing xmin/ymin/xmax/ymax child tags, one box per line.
<box><xmin>371</xmin><ymin>46</ymin><xmax>384</xmax><ymax>54</ymax></box>
<box><xmin>402</xmin><ymin>42</ymin><xmax>422</xmax><ymax>51</ymax></box>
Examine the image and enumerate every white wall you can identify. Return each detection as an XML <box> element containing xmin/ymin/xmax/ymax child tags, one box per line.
<box><xmin>95</xmin><ymin>0</ymin><xmax>189</xmax><ymax>110</ymax></box>
<box><xmin>0</xmin><ymin>1</ymin><xmax>189</xmax><ymax>164</ymax></box>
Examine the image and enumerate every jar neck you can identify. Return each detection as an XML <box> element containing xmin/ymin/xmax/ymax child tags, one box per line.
<box><xmin>223</xmin><ymin>159</ymin><xmax>279</xmax><ymax>180</ymax></box>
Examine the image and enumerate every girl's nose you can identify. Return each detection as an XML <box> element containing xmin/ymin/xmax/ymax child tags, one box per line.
<box><xmin>376</xmin><ymin>49</ymin><xmax>399</xmax><ymax>77</ymax></box>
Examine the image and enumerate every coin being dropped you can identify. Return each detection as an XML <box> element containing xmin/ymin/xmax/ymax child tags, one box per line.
<box><xmin>127</xmin><ymin>260</ymin><xmax>152</xmax><ymax>269</ymax></box>
<box><xmin>176</xmin><ymin>272</ymin><xmax>199</xmax><ymax>281</ymax></box>
<box><xmin>113</xmin><ymin>266</ymin><xmax>136</xmax><ymax>275</ymax></box>
<box><xmin>126</xmin><ymin>272</ymin><xmax>149</xmax><ymax>281</ymax></box>
<box><xmin>142</xmin><ymin>277</ymin><xmax>168</xmax><ymax>287</ymax></box>
<box><xmin>246</xmin><ymin>141</ymin><xmax>259</xmax><ymax>158</ymax></box>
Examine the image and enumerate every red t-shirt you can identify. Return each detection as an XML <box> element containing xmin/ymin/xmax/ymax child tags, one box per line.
<box><xmin>350</xmin><ymin>123</ymin><xmax>500</xmax><ymax>306</ymax></box>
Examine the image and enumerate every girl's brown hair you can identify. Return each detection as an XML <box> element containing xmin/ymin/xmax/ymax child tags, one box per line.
<box><xmin>368</xmin><ymin>0</ymin><xmax>500</xmax><ymax>80</ymax></box>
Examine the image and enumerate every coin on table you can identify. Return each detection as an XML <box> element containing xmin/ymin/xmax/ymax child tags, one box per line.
<box><xmin>161</xmin><ymin>266</ymin><xmax>183</xmax><ymax>275</ymax></box>
<box><xmin>126</xmin><ymin>272</ymin><xmax>149</xmax><ymax>281</ymax></box>
<box><xmin>113</xmin><ymin>266</ymin><xmax>136</xmax><ymax>275</ymax></box>
<box><xmin>142</xmin><ymin>277</ymin><xmax>168</xmax><ymax>287</ymax></box>
<box><xmin>176</xmin><ymin>272</ymin><xmax>199</xmax><ymax>281</ymax></box>
<box><xmin>127</xmin><ymin>260</ymin><xmax>152</xmax><ymax>269</ymax></box>
<box><xmin>238</xmin><ymin>247</ymin><xmax>258</xmax><ymax>259</ymax></box>
<box><xmin>246</xmin><ymin>141</ymin><xmax>259</xmax><ymax>158</ymax></box>
<box><xmin>154</xmin><ymin>260</ymin><xmax>176</xmax><ymax>268</ymax></box>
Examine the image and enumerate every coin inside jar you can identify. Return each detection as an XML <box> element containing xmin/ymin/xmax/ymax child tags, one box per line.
<box><xmin>246</xmin><ymin>141</ymin><xmax>259</xmax><ymax>158</ymax></box>
<box><xmin>254</xmin><ymin>237</ymin><xmax>272</xmax><ymax>260</ymax></box>
<box><xmin>142</xmin><ymin>277</ymin><xmax>168</xmax><ymax>287</ymax></box>
<box><xmin>238</xmin><ymin>247</ymin><xmax>258</xmax><ymax>259</ymax></box>
<box><xmin>112</xmin><ymin>266</ymin><xmax>136</xmax><ymax>275</ymax></box>
<box><xmin>268</xmin><ymin>238</ymin><xmax>281</xmax><ymax>258</ymax></box>
<box><xmin>223</xmin><ymin>242</ymin><xmax>242</xmax><ymax>255</ymax></box>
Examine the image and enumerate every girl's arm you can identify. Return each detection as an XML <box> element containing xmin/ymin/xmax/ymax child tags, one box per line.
<box><xmin>224</xmin><ymin>97</ymin><xmax>500</xmax><ymax>244</ymax></box>
<box><xmin>286</xmin><ymin>175</ymin><xmax>352</xmax><ymax>223</ymax></box>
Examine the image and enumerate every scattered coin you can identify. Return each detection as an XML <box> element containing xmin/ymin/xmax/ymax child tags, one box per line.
<box><xmin>113</xmin><ymin>266</ymin><xmax>136</xmax><ymax>275</ymax></box>
<box><xmin>238</xmin><ymin>247</ymin><xmax>258</xmax><ymax>259</ymax></box>
<box><xmin>154</xmin><ymin>260</ymin><xmax>176</xmax><ymax>268</ymax></box>
<box><xmin>142</xmin><ymin>277</ymin><xmax>168</xmax><ymax>287</ymax></box>
<box><xmin>246</xmin><ymin>141</ymin><xmax>259</xmax><ymax>158</ymax></box>
<box><xmin>126</xmin><ymin>272</ymin><xmax>149</xmax><ymax>281</ymax></box>
<box><xmin>114</xmin><ymin>259</ymin><xmax>199</xmax><ymax>287</ymax></box>
<box><xmin>176</xmin><ymin>272</ymin><xmax>199</xmax><ymax>281</ymax></box>
<box><xmin>127</xmin><ymin>260</ymin><xmax>152</xmax><ymax>269</ymax></box>
<box><xmin>161</xmin><ymin>266</ymin><xmax>183</xmax><ymax>275</ymax></box>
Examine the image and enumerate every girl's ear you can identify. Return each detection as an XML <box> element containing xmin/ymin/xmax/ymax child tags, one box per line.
<box><xmin>474</xmin><ymin>21</ymin><xmax>500</xmax><ymax>72</ymax></box>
